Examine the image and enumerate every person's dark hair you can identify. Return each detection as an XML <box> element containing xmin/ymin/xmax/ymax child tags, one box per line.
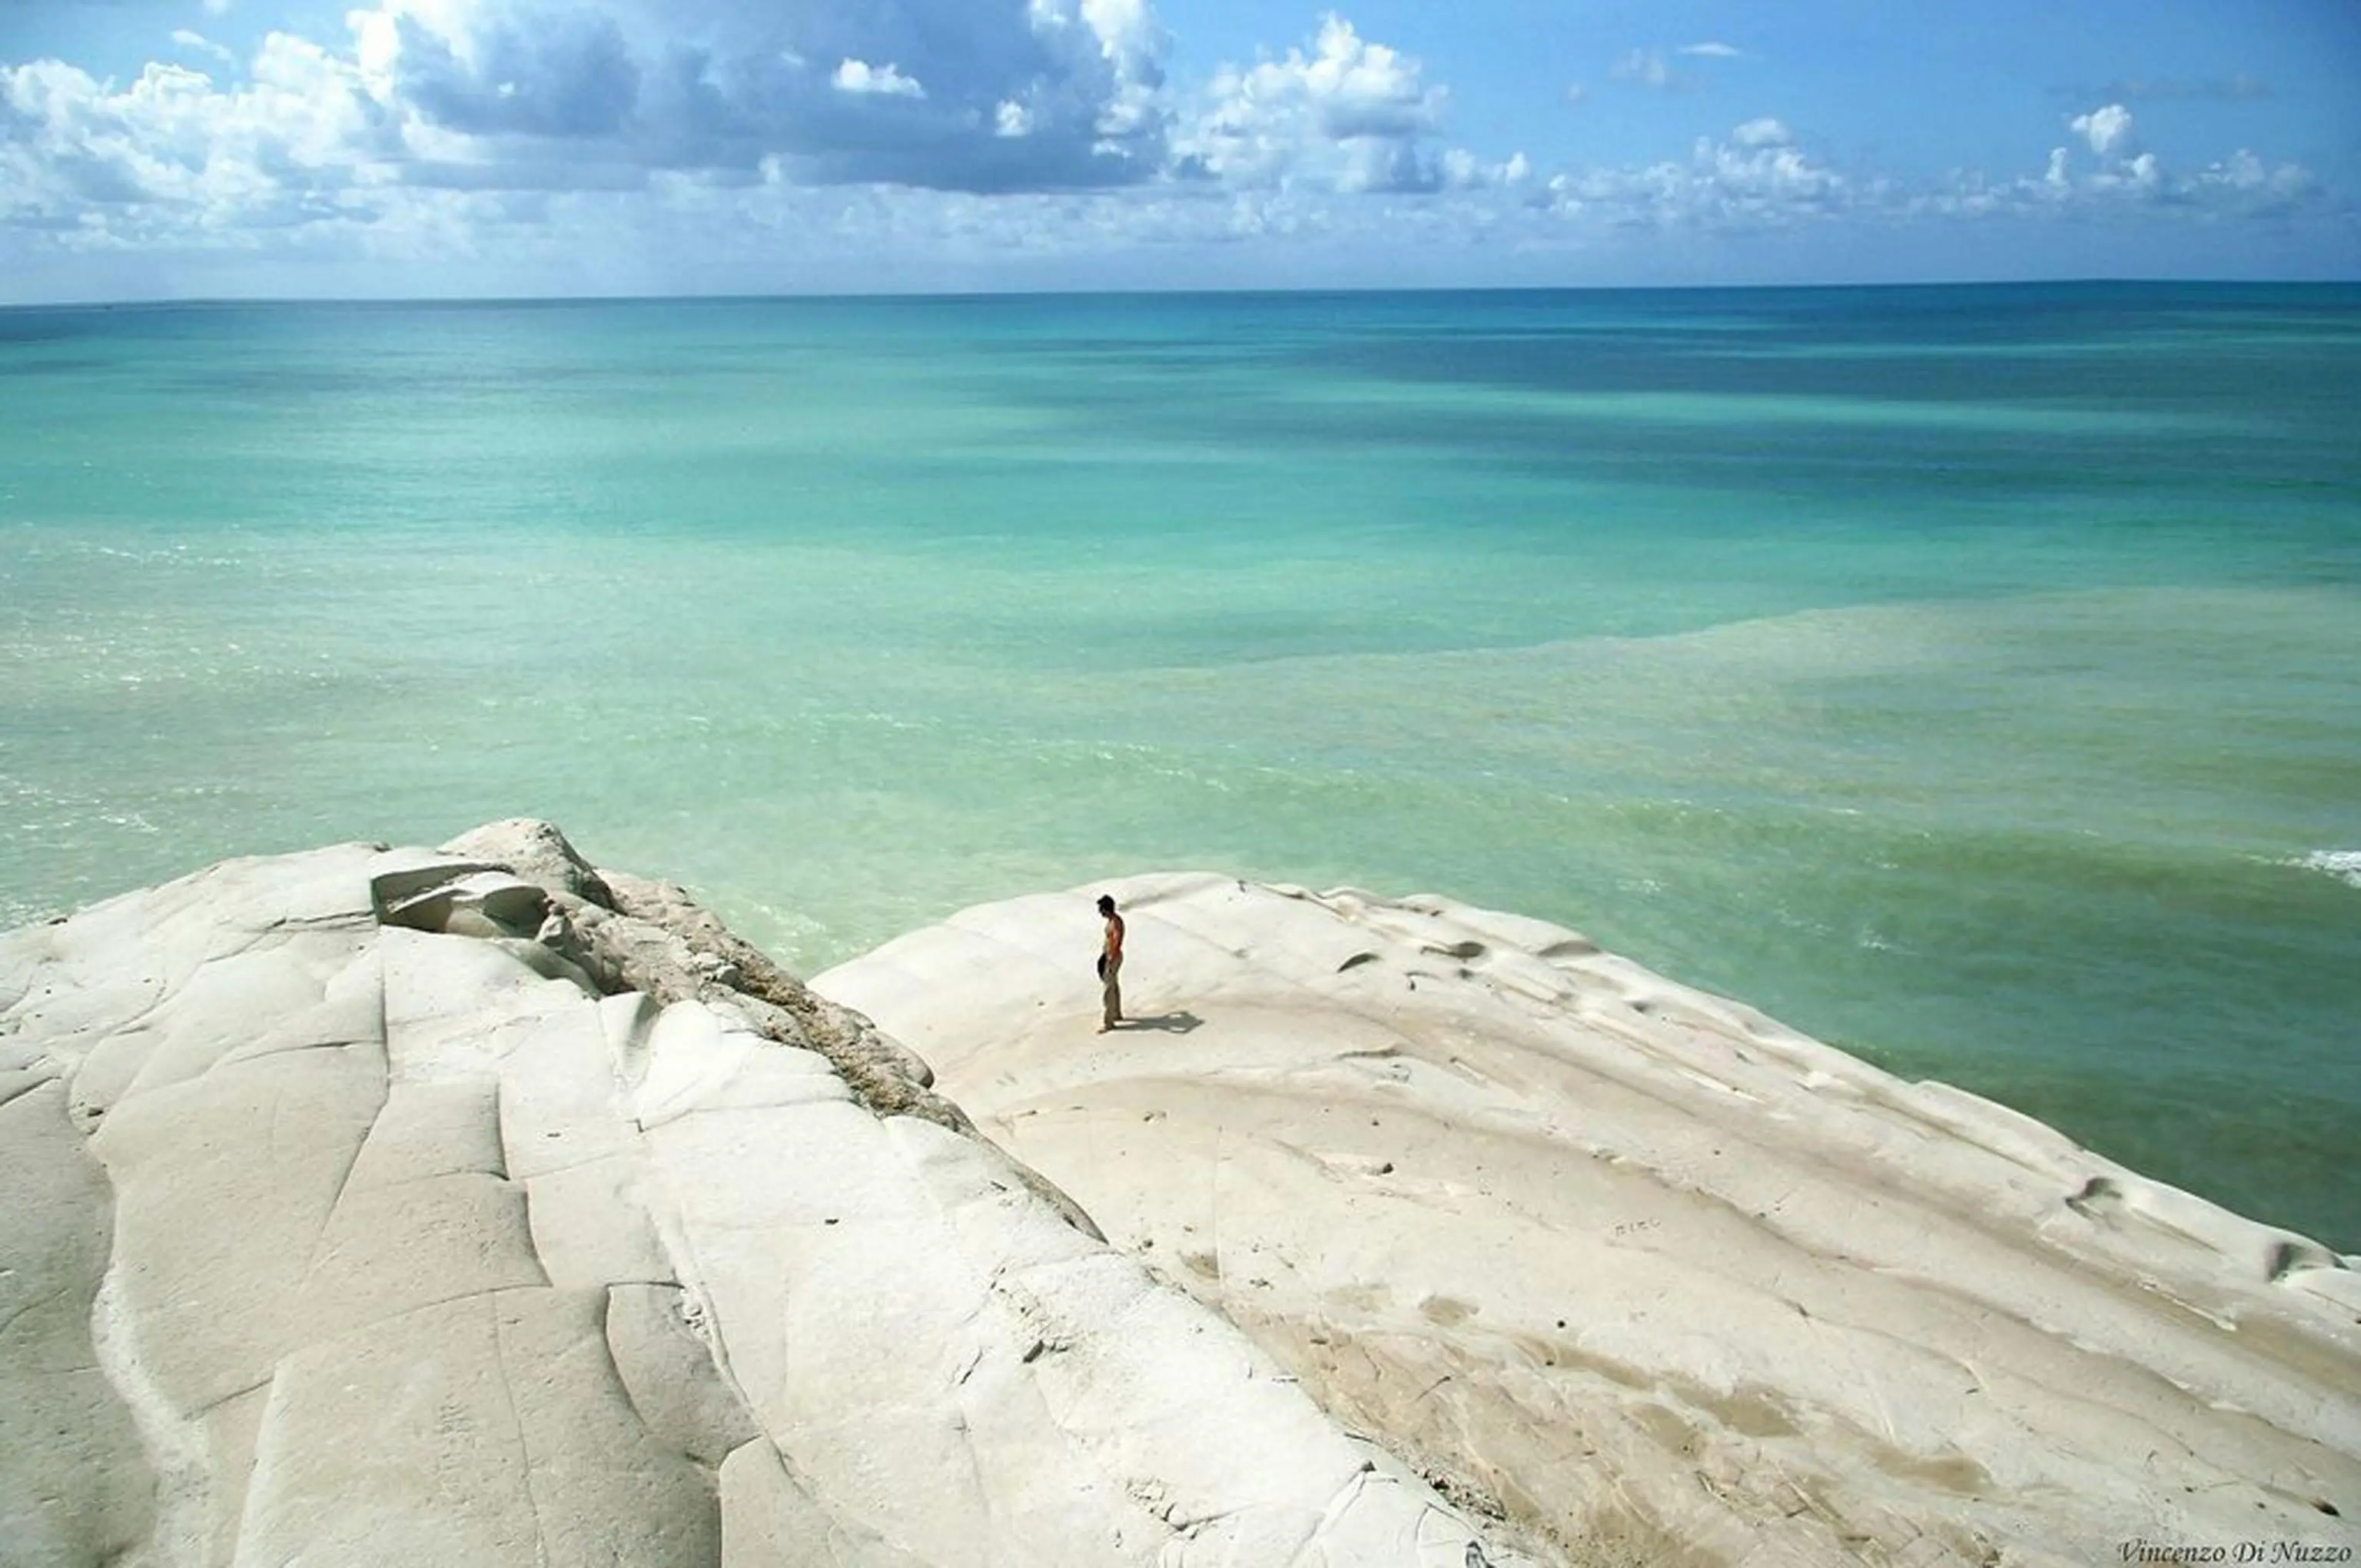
<box><xmin>1096</xmin><ymin>895</ymin><xmax>1116</xmax><ymax>914</ymax></box>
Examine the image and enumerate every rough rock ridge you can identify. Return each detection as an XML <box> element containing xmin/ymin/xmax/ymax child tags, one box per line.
<box><xmin>0</xmin><ymin>822</ymin><xmax>1523</xmax><ymax>1568</ymax></box>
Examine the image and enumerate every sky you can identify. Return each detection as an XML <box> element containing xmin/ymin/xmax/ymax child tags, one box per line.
<box><xmin>0</xmin><ymin>0</ymin><xmax>2356</xmax><ymax>301</ymax></box>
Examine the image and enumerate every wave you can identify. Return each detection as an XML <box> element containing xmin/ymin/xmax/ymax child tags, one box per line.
<box><xmin>2291</xmin><ymin>849</ymin><xmax>2361</xmax><ymax>889</ymax></box>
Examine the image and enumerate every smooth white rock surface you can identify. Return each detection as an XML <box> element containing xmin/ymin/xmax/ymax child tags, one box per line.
<box><xmin>816</xmin><ymin>871</ymin><xmax>2361</xmax><ymax>1568</ymax></box>
<box><xmin>0</xmin><ymin>828</ymin><xmax>1522</xmax><ymax>1568</ymax></box>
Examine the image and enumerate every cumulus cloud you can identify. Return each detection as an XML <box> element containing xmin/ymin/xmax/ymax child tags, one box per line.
<box><xmin>1537</xmin><ymin>118</ymin><xmax>1854</xmax><ymax>231</ymax></box>
<box><xmin>2068</xmin><ymin>102</ymin><xmax>2134</xmax><ymax>158</ymax></box>
<box><xmin>342</xmin><ymin>0</ymin><xmax>1173</xmax><ymax>191</ymax></box>
<box><xmin>0</xmin><ymin>36</ymin><xmax>404</xmax><ymax>238</ymax></box>
<box><xmin>1172</xmin><ymin>15</ymin><xmax>1458</xmax><ymax>193</ymax></box>
<box><xmin>1927</xmin><ymin>109</ymin><xmax>2317</xmax><ymax>223</ymax></box>
<box><xmin>2021</xmin><ymin>99</ymin><xmax>2310</xmax><ymax>214</ymax></box>
<box><xmin>0</xmin><ymin>0</ymin><xmax>2339</xmax><ymax>291</ymax></box>
<box><xmin>0</xmin><ymin>0</ymin><xmax>1203</xmax><ymax>273</ymax></box>
<box><xmin>0</xmin><ymin>0</ymin><xmax>1523</xmax><ymax>282</ymax></box>
<box><xmin>832</xmin><ymin>58</ymin><xmax>924</xmax><ymax>98</ymax></box>
<box><xmin>1690</xmin><ymin>128</ymin><xmax>1846</xmax><ymax>211</ymax></box>
<box><xmin>389</xmin><ymin>6</ymin><xmax>640</xmax><ymax>139</ymax></box>
<box><xmin>9</xmin><ymin>1</ymin><xmax>1506</xmax><ymax>234</ymax></box>
<box><xmin>1441</xmin><ymin>146</ymin><xmax>1528</xmax><ymax>192</ymax></box>
<box><xmin>2193</xmin><ymin>147</ymin><xmax>2314</xmax><ymax>206</ymax></box>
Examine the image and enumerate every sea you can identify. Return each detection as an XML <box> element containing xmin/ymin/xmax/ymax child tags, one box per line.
<box><xmin>2</xmin><ymin>283</ymin><xmax>2356</xmax><ymax>1249</ymax></box>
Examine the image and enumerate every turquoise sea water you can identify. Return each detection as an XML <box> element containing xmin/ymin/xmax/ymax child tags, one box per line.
<box><xmin>2</xmin><ymin>284</ymin><xmax>2356</xmax><ymax>1247</ymax></box>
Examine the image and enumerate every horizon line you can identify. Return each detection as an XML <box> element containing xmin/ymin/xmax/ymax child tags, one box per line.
<box><xmin>7</xmin><ymin>274</ymin><xmax>2361</xmax><ymax>312</ymax></box>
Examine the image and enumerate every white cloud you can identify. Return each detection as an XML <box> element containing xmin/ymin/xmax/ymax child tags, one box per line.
<box><xmin>1440</xmin><ymin>146</ymin><xmax>1528</xmax><ymax>191</ymax></box>
<box><xmin>5</xmin><ymin>2</ymin><xmax>1499</xmax><ymax>265</ymax></box>
<box><xmin>2068</xmin><ymin>103</ymin><xmax>2134</xmax><ymax>158</ymax></box>
<box><xmin>1270</xmin><ymin>15</ymin><xmax>1440</xmax><ymax>139</ymax></box>
<box><xmin>341</xmin><ymin>0</ymin><xmax>1171</xmax><ymax>190</ymax></box>
<box><xmin>832</xmin><ymin>59</ymin><xmax>925</xmax><ymax>99</ymax></box>
<box><xmin>0</xmin><ymin>0</ymin><xmax>1190</xmax><ymax>264</ymax></box>
<box><xmin>0</xmin><ymin>0</ymin><xmax>2339</xmax><ymax>294</ymax></box>
<box><xmin>1694</xmin><ymin>131</ymin><xmax>1847</xmax><ymax>211</ymax></box>
<box><xmin>170</xmin><ymin>30</ymin><xmax>241</xmax><ymax>68</ymax></box>
<box><xmin>2195</xmin><ymin>147</ymin><xmax>2313</xmax><ymax>204</ymax></box>
<box><xmin>1562</xmin><ymin>81</ymin><xmax>1587</xmax><ymax>107</ymax></box>
<box><xmin>1928</xmin><ymin>124</ymin><xmax>2317</xmax><ymax>222</ymax></box>
<box><xmin>2089</xmin><ymin>149</ymin><xmax>2161</xmax><ymax>196</ymax></box>
<box><xmin>1679</xmin><ymin>42</ymin><xmax>1742</xmax><ymax>58</ymax></box>
<box><xmin>0</xmin><ymin>39</ymin><xmax>403</xmax><ymax>241</ymax></box>
<box><xmin>1538</xmin><ymin>119</ymin><xmax>1854</xmax><ymax>231</ymax></box>
<box><xmin>202</xmin><ymin>0</ymin><xmax>234</xmax><ymax>15</ymax></box>
<box><xmin>1173</xmin><ymin>15</ymin><xmax>1455</xmax><ymax>193</ymax></box>
<box><xmin>1921</xmin><ymin>99</ymin><xmax>2306</xmax><ymax>221</ymax></box>
<box><xmin>1076</xmin><ymin>0</ymin><xmax>1164</xmax><ymax>75</ymax></box>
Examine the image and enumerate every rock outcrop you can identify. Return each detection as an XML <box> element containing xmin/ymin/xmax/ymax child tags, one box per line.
<box><xmin>0</xmin><ymin>825</ymin><xmax>1523</xmax><ymax>1568</ymax></box>
<box><xmin>816</xmin><ymin>872</ymin><xmax>2361</xmax><ymax>1568</ymax></box>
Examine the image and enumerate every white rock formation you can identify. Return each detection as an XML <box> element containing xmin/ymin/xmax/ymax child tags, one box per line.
<box><xmin>815</xmin><ymin>872</ymin><xmax>2361</xmax><ymax>1568</ymax></box>
<box><xmin>0</xmin><ymin>825</ymin><xmax>1524</xmax><ymax>1568</ymax></box>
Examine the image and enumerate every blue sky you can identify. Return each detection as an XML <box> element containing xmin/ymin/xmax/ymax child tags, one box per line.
<box><xmin>2</xmin><ymin>0</ymin><xmax>2354</xmax><ymax>301</ymax></box>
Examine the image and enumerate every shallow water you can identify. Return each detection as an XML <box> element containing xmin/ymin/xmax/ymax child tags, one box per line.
<box><xmin>3</xmin><ymin>284</ymin><xmax>2356</xmax><ymax>1246</ymax></box>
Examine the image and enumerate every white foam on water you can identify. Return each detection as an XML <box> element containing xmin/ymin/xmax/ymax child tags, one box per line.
<box><xmin>2291</xmin><ymin>849</ymin><xmax>2361</xmax><ymax>889</ymax></box>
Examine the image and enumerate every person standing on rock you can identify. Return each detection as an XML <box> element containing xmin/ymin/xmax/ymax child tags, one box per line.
<box><xmin>1096</xmin><ymin>894</ymin><xmax>1125</xmax><ymax>1032</ymax></box>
